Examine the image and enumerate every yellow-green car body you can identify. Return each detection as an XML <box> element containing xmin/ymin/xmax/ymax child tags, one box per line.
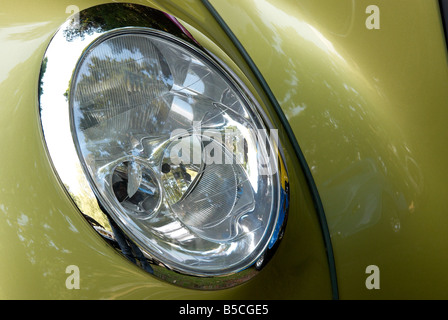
<box><xmin>0</xmin><ymin>0</ymin><xmax>447</xmax><ymax>299</ymax></box>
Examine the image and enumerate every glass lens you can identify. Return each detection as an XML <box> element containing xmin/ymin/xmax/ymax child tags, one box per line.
<box><xmin>71</xmin><ymin>31</ymin><xmax>280</xmax><ymax>275</ymax></box>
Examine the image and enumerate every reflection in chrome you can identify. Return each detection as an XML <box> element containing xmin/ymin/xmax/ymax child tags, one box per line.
<box><xmin>38</xmin><ymin>3</ymin><xmax>289</xmax><ymax>289</ymax></box>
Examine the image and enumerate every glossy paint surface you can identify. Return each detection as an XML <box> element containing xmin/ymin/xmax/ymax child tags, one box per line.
<box><xmin>0</xmin><ymin>0</ymin><xmax>332</xmax><ymax>298</ymax></box>
<box><xmin>209</xmin><ymin>0</ymin><xmax>448</xmax><ymax>298</ymax></box>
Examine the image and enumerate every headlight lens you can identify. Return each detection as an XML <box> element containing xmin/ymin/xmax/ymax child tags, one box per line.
<box><xmin>70</xmin><ymin>30</ymin><xmax>280</xmax><ymax>275</ymax></box>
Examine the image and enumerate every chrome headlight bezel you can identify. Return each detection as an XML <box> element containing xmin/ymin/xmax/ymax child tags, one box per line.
<box><xmin>38</xmin><ymin>3</ymin><xmax>289</xmax><ymax>289</ymax></box>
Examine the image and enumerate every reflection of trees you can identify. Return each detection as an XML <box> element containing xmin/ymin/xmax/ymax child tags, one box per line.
<box><xmin>73</xmin><ymin>36</ymin><xmax>175</xmax><ymax>165</ymax></box>
<box><xmin>38</xmin><ymin>56</ymin><xmax>47</xmax><ymax>107</ymax></box>
<box><xmin>62</xmin><ymin>3</ymin><xmax>192</xmax><ymax>43</ymax></box>
<box><xmin>73</xmin><ymin>26</ymin><xmax>177</xmax><ymax>129</ymax></box>
<box><xmin>64</xmin><ymin>182</ymin><xmax>111</xmax><ymax>234</ymax></box>
<box><xmin>75</xmin><ymin>55</ymin><xmax>170</xmax><ymax>133</ymax></box>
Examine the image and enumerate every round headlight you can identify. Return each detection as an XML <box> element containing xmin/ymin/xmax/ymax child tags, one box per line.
<box><xmin>39</xmin><ymin>3</ymin><xmax>288</xmax><ymax>287</ymax></box>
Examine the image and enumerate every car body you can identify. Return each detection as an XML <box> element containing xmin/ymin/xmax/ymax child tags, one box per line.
<box><xmin>0</xmin><ymin>0</ymin><xmax>447</xmax><ymax>300</ymax></box>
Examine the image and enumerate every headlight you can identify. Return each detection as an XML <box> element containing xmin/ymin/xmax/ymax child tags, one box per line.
<box><xmin>39</xmin><ymin>3</ymin><xmax>288</xmax><ymax>287</ymax></box>
<box><xmin>72</xmin><ymin>30</ymin><xmax>279</xmax><ymax>275</ymax></box>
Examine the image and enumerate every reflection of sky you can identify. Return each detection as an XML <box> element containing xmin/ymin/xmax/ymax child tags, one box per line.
<box><xmin>181</xmin><ymin>71</ymin><xmax>205</xmax><ymax>93</ymax></box>
<box><xmin>254</xmin><ymin>0</ymin><xmax>346</xmax><ymax>63</ymax></box>
<box><xmin>171</xmin><ymin>96</ymin><xmax>194</xmax><ymax>121</ymax></box>
<box><xmin>0</xmin><ymin>22</ymin><xmax>52</xmax><ymax>83</ymax></box>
